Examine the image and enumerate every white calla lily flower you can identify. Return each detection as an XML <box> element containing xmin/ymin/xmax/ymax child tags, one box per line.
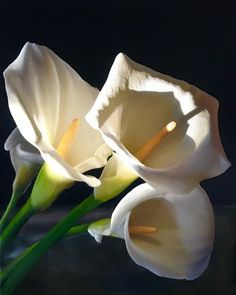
<box><xmin>0</xmin><ymin>128</ymin><xmax>43</xmax><ymax>230</ymax></box>
<box><xmin>4</xmin><ymin>43</ymin><xmax>111</xmax><ymax>189</ymax></box>
<box><xmin>90</xmin><ymin>184</ymin><xmax>214</xmax><ymax>280</ymax></box>
<box><xmin>86</xmin><ymin>53</ymin><xmax>230</xmax><ymax>194</ymax></box>
<box><xmin>4</xmin><ymin>128</ymin><xmax>43</xmax><ymax>196</ymax></box>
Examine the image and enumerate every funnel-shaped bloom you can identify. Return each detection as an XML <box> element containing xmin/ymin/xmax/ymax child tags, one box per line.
<box><xmin>4</xmin><ymin>128</ymin><xmax>43</xmax><ymax>196</ymax></box>
<box><xmin>89</xmin><ymin>184</ymin><xmax>214</xmax><ymax>280</ymax></box>
<box><xmin>86</xmin><ymin>53</ymin><xmax>230</xmax><ymax>193</ymax></box>
<box><xmin>4</xmin><ymin>43</ymin><xmax>111</xmax><ymax>188</ymax></box>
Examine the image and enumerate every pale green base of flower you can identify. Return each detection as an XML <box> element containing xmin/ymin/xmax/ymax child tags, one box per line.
<box><xmin>95</xmin><ymin>175</ymin><xmax>137</xmax><ymax>202</ymax></box>
<box><xmin>30</xmin><ymin>163</ymin><xmax>74</xmax><ymax>210</ymax></box>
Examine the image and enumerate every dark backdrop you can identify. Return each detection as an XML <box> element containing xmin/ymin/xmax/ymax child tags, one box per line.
<box><xmin>0</xmin><ymin>0</ymin><xmax>235</xmax><ymax>207</ymax></box>
<box><xmin>0</xmin><ymin>2</ymin><xmax>235</xmax><ymax>295</ymax></box>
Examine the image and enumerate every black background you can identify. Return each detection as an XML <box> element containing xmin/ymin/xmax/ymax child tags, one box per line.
<box><xmin>0</xmin><ymin>1</ymin><xmax>235</xmax><ymax>295</ymax></box>
<box><xmin>0</xmin><ymin>0</ymin><xmax>235</xmax><ymax>206</ymax></box>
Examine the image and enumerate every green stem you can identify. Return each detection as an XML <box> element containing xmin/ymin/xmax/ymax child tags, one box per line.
<box><xmin>1</xmin><ymin>223</ymin><xmax>90</xmax><ymax>285</ymax></box>
<box><xmin>1</xmin><ymin>194</ymin><xmax>102</xmax><ymax>295</ymax></box>
<box><xmin>0</xmin><ymin>243</ymin><xmax>36</xmax><ymax>285</ymax></box>
<box><xmin>0</xmin><ymin>199</ymin><xmax>36</xmax><ymax>250</ymax></box>
<box><xmin>66</xmin><ymin>223</ymin><xmax>90</xmax><ymax>236</ymax></box>
<box><xmin>0</xmin><ymin>192</ymin><xmax>20</xmax><ymax>233</ymax></box>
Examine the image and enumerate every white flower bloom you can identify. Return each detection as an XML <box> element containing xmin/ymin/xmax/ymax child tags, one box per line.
<box><xmin>90</xmin><ymin>184</ymin><xmax>215</xmax><ymax>280</ymax></box>
<box><xmin>86</xmin><ymin>53</ymin><xmax>230</xmax><ymax>193</ymax></box>
<box><xmin>4</xmin><ymin>128</ymin><xmax>43</xmax><ymax>195</ymax></box>
<box><xmin>4</xmin><ymin>43</ymin><xmax>111</xmax><ymax>188</ymax></box>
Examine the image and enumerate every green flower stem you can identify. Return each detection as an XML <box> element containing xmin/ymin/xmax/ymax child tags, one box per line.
<box><xmin>0</xmin><ymin>199</ymin><xmax>36</xmax><ymax>250</ymax></box>
<box><xmin>1</xmin><ymin>223</ymin><xmax>90</xmax><ymax>285</ymax></box>
<box><xmin>0</xmin><ymin>192</ymin><xmax>20</xmax><ymax>233</ymax></box>
<box><xmin>1</xmin><ymin>194</ymin><xmax>102</xmax><ymax>295</ymax></box>
<box><xmin>66</xmin><ymin>223</ymin><xmax>90</xmax><ymax>236</ymax></box>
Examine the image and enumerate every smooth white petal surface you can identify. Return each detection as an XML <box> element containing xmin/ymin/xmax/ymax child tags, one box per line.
<box><xmin>111</xmin><ymin>184</ymin><xmax>214</xmax><ymax>280</ymax></box>
<box><xmin>74</xmin><ymin>144</ymin><xmax>112</xmax><ymax>173</ymax></box>
<box><xmin>86</xmin><ymin>53</ymin><xmax>230</xmax><ymax>193</ymax></box>
<box><xmin>4</xmin><ymin>43</ymin><xmax>110</xmax><ymax>186</ymax></box>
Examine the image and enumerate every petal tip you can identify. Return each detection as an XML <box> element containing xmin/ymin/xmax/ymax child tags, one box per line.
<box><xmin>113</xmin><ymin>52</ymin><xmax>132</xmax><ymax>71</ymax></box>
<box><xmin>115</xmin><ymin>52</ymin><xmax>128</xmax><ymax>63</ymax></box>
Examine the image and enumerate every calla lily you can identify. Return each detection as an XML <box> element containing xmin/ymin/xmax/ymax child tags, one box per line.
<box><xmin>4</xmin><ymin>42</ymin><xmax>111</xmax><ymax>191</ymax></box>
<box><xmin>0</xmin><ymin>128</ymin><xmax>43</xmax><ymax>231</ymax></box>
<box><xmin>4</xmin><ymin>128</ymin><xmax>43</xmax><ymax>196</ymax></box>
<box><xmin>86</xmin><ymin>53</ymin><xmax>230</xmax><ymax>194</ymax></box>
<box><xmin>89</xmin><ymin>184</ymin><xmax>214</xmax><ymax>280</ymax></box>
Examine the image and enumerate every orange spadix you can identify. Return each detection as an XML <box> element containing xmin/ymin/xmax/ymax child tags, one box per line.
<box><xmin>129</xmin><ymin>225</ymin><xmax>158</xmax><ymax>234</ymax></box>
<box><xmin>135</xmin><ymin>121</ymin><xmax>176</xmax><ymax>162</ymax></box>
<box><xmin>57</xmin><ymin>119</ymin><xmax>80</xmax><ymax>159</ymax></box>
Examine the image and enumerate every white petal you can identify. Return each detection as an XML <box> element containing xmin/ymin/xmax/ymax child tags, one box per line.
<box><xmin>5</xmin><ymin>128</ymin><xmax>43</xmax><ymax>172</ymax></box>
<box><xmin>4</xmin><ymin>43</ymin><xmax>96</xmax><ymax>146</ymax></box>
<box><xmin>86</xmin><ymin>53</ymin><xmax>230</xmax><ymax>193</ymax></box>
<box><xmin>5</xmin><ymin>128</ymin><xmax>43</xmax><ymax>194</ymax></box>
<box><xmin>94</xmin><ymin>153</ymin><xmax>138</xmax><ymax>201</ymax></box>
<box><xmin>110</xmin><ymin>184</ymin><xmax>165</xmax><ymax>232</ymax></box>
<box><xmin>74</xmin><ymin>144</ymin><xmax>112</xmax><ymax>173</ymax></box>
<box><xmin>4</xmin><ymin>43</ymin><xmax>108</xmax><ymax>185</ymax></box>
<box><xmin>41</xmin><ymin>150</ymin><xmax>101</xmax><ymax>187</ymax></box>
<box><xmin>5</xmin><ymin>128</ymin><xmax>24</xmax><ymax>151</ymax></box>
<box><xmin>111</xmin><ymin>184</ymin><xmax>214</xmax><ymax>280</ymax></box>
